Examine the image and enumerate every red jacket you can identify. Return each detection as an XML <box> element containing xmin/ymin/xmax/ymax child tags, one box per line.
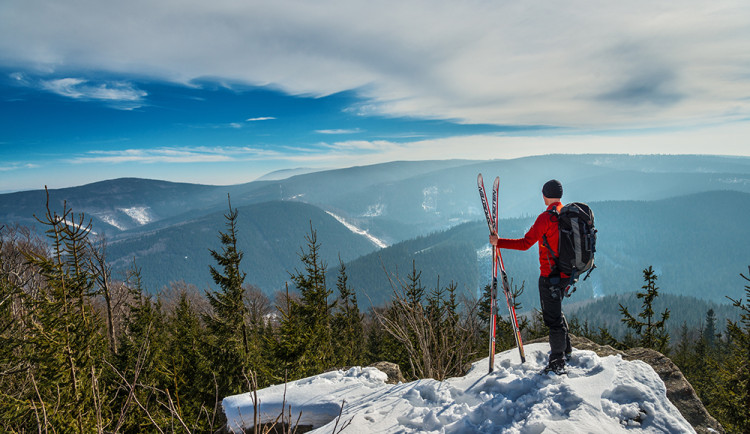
<box><xmin>495</xmin><ymin>202</ymin><xmax>563</xmax><ymax>277</ymax></box>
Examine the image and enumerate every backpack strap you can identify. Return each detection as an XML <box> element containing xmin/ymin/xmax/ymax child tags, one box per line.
<box><xmin>542</xmin><ymin>207</ymin><xmax>560</xmax><ymax>274</ymax></box>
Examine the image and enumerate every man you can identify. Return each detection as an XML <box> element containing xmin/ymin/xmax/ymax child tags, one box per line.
<box><xmin>489</xmin><ymin>179</ymin><xmax>571</xmax><ymax>374</ymax></box>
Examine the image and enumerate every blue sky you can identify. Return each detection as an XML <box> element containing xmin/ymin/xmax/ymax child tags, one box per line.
<box><xmin>1</xmin><ymin>0</ymin><xmax>749</xmax><ymax>192</ymax></box>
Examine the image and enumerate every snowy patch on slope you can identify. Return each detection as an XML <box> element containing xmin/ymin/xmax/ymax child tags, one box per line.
<box><xmin>422</xmin><ymin>186</ymin><xmax>439</xmax><ymax>212</ymax></box>
<box><xmin>118</xmin><ymin>206</ymin><xmax>153</xmax><ymax>225</ymax></box>
<box><xmin>717</xmin><ymin>176</ymin><xmax>750</xmax><ymax>185</ymax></box>
<box><xmin>477</xmin><ymin>244</ymin><xmax>493</xmax><ymax>262</ymax></box>
<box><xmin>325</xmin><ymin>211</ymin><xmax>388</xmax><ymax>249</ymax></box>
<box><xmin>223</xmin><ymin>343</ymin><xmax>694</xmax><ymax>433</ymax></box>
<box><xmin>95</xmin><ymin>213</ymin><xmax>127</xmax><ymax>230</ymax></box>
<box><xmin>362</xmin><ymin>203</ymin><xmax>385</xmax><ymax>217</ymax></box>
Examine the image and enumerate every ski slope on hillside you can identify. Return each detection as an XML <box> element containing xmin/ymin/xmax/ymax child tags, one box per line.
<box><xmin>326</xmin><ymin>210</ymin><xmax>388</xmax><ymax>248</ymax></box>
<box><xmin>223</xmin><ymin>343</ymin><xmax>694</xmax><ymax>433</ymax></box>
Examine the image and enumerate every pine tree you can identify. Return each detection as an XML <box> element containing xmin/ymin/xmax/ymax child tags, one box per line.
<box><xmin>672</xmin><ymin>322</ymin><xmax>693</xmax><ymax>369</ymax></box>
<box><xmin>245</xmin><ymin>284</ymin><xmax>273</xmax><ymax>385</ymax></box>
<box><xmin>331</xmin><ymin>259</ymin><xmax>365</xmax><ymax>367</ymax></box>
<box><xmin>31</xmin><ymin>197</ymin><xmax>104</xmax><ymax>431</ymax></box>
<box><xmin>276</xmin><ymin>223</ymin><xmax>335</xmax><ymax>379</ymax></box>
<box><xmin>595</xmin><ymin>326</ymin><xmax>622</xmax><ymax>349</ymax></box>
<box><xmin>703</xmin><ymin>308</ymin><xmax>718</xmax><ymax>348</ymax></box>
<box><xmin>404</xmin><ymin>260</ymin><xmax>425</xmax><ymax>307</ymax></box>
<box><xmin>2</xmin><ymin>194</ymin><xmax>108</xmax><ymax>432</ymax></box>
<box><xmin>163</xmin><ymin>290</ymin><xmax>211</xmax><ymax>428</ymax></box>
<box><xmin>113</xmin><ymin>290</ymin><xmax>169</xmax><ymax>431</ymax></box>
<box><xmin>204</xmin><ymin>195</ymin><xmax>250</xmax><ymax>397</ymax></box>
<box><xmin>619</xmin><ymin>266</ymin><xmax>671</xmax><ymax>352</ymax></box>
<box><xmin>274</xmin><ymin>285</ymin><xmax>307</xmax><ymax>380</ymax></box>
<box><xmin>714</xmin><ymin>267</ymin><xmax>750</xmax><ymax>433</ymax></box>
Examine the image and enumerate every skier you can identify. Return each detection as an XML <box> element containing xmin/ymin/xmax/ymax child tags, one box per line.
<box><xmin>489</xmin><ymin>179</ymin><xmax>572</xmax><ymax>374</ymax></box>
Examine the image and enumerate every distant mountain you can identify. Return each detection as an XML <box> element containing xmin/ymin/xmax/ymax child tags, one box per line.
<box><xmin>2</xmin><ymin>155</ymin><xmax>749</xmax><ymax>304</ymax></box>
<box><xmin>343</xmin><ymin>190</ymin><xmax>750</xmax><ymax>308</ymax></box>
<box><xmin>0</xmin><ymin>178</ymin><xmax>229</xmax><ymax>238</ymax></box>
<box><xmin>105</xmin><ymin>200</ymin><xmax>379</xmax><ymax>292</ymax></box>
<box><xmin>3</xmin><ymin>155</ymin><xmax>749</xmax><ymax>246</ymax></box>
<box><xmin>254</xmin><ymin>167</ymin><xmax>324</xmax><ymax>181</ymax></box>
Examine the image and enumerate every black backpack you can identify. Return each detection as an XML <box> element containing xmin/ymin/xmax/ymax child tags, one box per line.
<box><xmin>544</xmin><ymin>202</ymin><xmax>597</xmax><ymax>285</ymax></box>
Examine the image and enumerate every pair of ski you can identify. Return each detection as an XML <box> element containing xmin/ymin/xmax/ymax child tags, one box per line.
<box><xmin>477</xmin><ymin>174</ymin><xmax>526</xmax><ymax>373</ymax></box>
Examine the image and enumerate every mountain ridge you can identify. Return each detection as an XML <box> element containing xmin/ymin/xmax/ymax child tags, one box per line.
<box><xmin>2</xmin><ymin>155</ymin><xmax>748</xmax><ymax>305</ymax></box>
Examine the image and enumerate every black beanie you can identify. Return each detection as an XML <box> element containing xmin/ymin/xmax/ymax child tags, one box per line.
<box><xmin>542</xmin><ymin>179</ymin><xmax>563</xmax><ymax>199</ymax></box>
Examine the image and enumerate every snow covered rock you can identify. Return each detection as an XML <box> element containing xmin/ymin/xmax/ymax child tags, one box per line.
<box><xmin>222</xmin><ymin>343</ymin><xmax>696</xmax><ymax>433</ymax></box>
<box><xmin>622</xmin><ymin>347</ymin><xmax>724</xmax><ymax>434</ymax></box>
<box><xmin>556</xmin><ymin>335</ymin><xmax>723</xmax><ymax>434</ymax></box>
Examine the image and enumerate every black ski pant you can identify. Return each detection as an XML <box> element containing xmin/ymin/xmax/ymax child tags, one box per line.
<box><xmin>539</xmin><ymin>275</ymin><xmax>571</xmax><ymax>364</ymax></box>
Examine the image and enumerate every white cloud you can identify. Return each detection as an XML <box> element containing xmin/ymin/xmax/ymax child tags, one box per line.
<box><xmin>76</xmin><ymin>122</ymin><xmax>742</xmax><ymax>170</ymax></box>
<box><xmin>287</xmin><ymin>121</ymin><xmax>750</xmax><ymax>167</ymax></box>
<box><xmin>38</xmin><ymin>77</ymin><xmax>147</xmax><ymax>109</ymax></box>
<box><xmin>246</xmin><ymin>116</ymin><xmax>276</xmax><ymax>122</ymax></box>
<box><xmin>69</xmin><ymin>146</ymin><xmax>283</xmax><ymax>165</ymax></box>
<box><xmin>0</xmin><ymin>162</ymin><xmax>39</xmax><ymax>172</ymax></box>
<box><xmin>315</xmin><ymin>128</ymin><xmax>362</xmax><ymax>134</ymax></box>
<box><xmin>1</xmin><ymin>1</ymin><xmax>748</xmax><ymax>128</ymax></box>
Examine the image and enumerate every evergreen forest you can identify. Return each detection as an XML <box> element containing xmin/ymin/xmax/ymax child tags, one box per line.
<box><xmin>1</xmin><ymin>195</ymin><xmax>748</xmax><ymax>433</ymax></box>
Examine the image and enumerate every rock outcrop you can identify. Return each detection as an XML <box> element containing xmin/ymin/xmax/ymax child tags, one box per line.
<box><xmin>368</xmin><ymin>361</ymin><xmax>407</xmax><ymax>384</ymax></box>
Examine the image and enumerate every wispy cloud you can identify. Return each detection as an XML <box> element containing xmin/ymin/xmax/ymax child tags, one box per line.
<box><xmin>69</xmin><ymin>146</ymin><xmax>283</xmax><ymax>165</ymax></box>
<box><xmin>315</xmin><ymin>128</ymin><xmax>362</xmax><ymax>134</ymax></box>
<box><xmin>246</xmin><ymin>116</ymin><xmax>276</xmax><ymax>122</ymax></box>
<box><xmin>0</xmin><ymin>162</ymin><xmax>39</xmax><ymax>172</ymax></box>
<box><xmin>37</xmin><ymin>77</ymin><xmax>147</xmax><ymax>109</ymax></box>
<box><xmin>2</xmin><ymin>1</ymin><xmax>748</xmax><ymax>128</ymax></box>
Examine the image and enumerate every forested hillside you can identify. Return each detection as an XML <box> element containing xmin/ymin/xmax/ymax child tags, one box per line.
<box><xmin>565</xmin><ymin>293</ymin><xmax>742</xmax><ymax>340</ymax></box>
<box><xmin>345</xmin><ymin>190</ymin><xmax>750</xmax><ymax>308</ymax></box>
<box><xmin>106</xmin><ymin>200</ymin><xmax>379</xmax><ymax>291</ymax></box>
<box><xmin>0</xmin><ymin>178</ymin><xmax>225</xmax><ymax>236</ymax></box>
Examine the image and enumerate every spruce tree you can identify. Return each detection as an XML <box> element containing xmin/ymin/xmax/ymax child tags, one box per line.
<box><xmin>672</xmin><ymin>322</ymin><xmax>693</xmax><ymax>369</ymax></box>
<box><xmin>204</xmin><ymin>195</ymin><xmax>250</xmax><ymax>397</ymax></box>
<box><xmin>331</xmin><ymin>259</ymin><xmax>365</xmax><ymax>367</ymax></box>
<box><xmin>245</xmin><ymin>284</ymin><xmax>273</xmax><ymax>385</ymax></box>
<box><xmin>404</xmin><ymin>260</ymin><xmax>425</xmax><ymax>307</ymax></box>
<box><xmin>276</xmin><ymin>224</ymin><xmax>335</xmax><ymax>379</ymax></box>
<box><xmin>703</xmin><ymin>308</ymin><xmax>718</xmax><ymax>348</ymax></box>
<box><xmin>3</xmin><ymin>195</ymin><xmax>107</xmax><ymax>432</ymax></box>
<box><xmin>715</xmin><ymin>267</ymin><xmax>750</xmax><ymax>433</ymax></box>
<box><xmin>113</xmin><ymin>290</ymin><xmax>169</xmax><ymax>430</ymax></box>
<box><xmin>164</xmin><ymin>291</ymin><xmax>211</xmax><ymax>428</ymax></box>
<box><xmin>619</xmin><ymin>266</ymin><xmax>670</xmax><ymax>352</ymax></box>
<box><xmin>275</xmin><ymin>285</ymin><xmax>307</xmax><ymax>380</ymax></box>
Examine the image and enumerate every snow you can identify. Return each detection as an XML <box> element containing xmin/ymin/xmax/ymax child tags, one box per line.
<box><xmin>91</xmin><ymin>212</ymin><xmax>126</xmax><ymax>230</ymax></box>
<box><xmin>717</xmin><ymin>177</ymin><xmax>750</xmax><ymax>185</ymax></box>
<box><xmin>118</xmin><ymin>206</ymin><xmax>153</xmax><ymax>225</ymax></box>
<box><xmin>223</xmin><ymin>343</ymin><xmax>694</xmax><ymax>433</ymax></box>
<box><xmin>422</xmin><ymin>186</ymin><xmax>439</xmax><ymax>212</ymax></box>
<box><xmin>326</xmin><ymin>211</ymin><xmax>388</xmax><ymax>249</ymax></box>
<box><xmin>362</xmin><ymin>203</ymin><xmax>385</xmax><ymax>218</ymax></box>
